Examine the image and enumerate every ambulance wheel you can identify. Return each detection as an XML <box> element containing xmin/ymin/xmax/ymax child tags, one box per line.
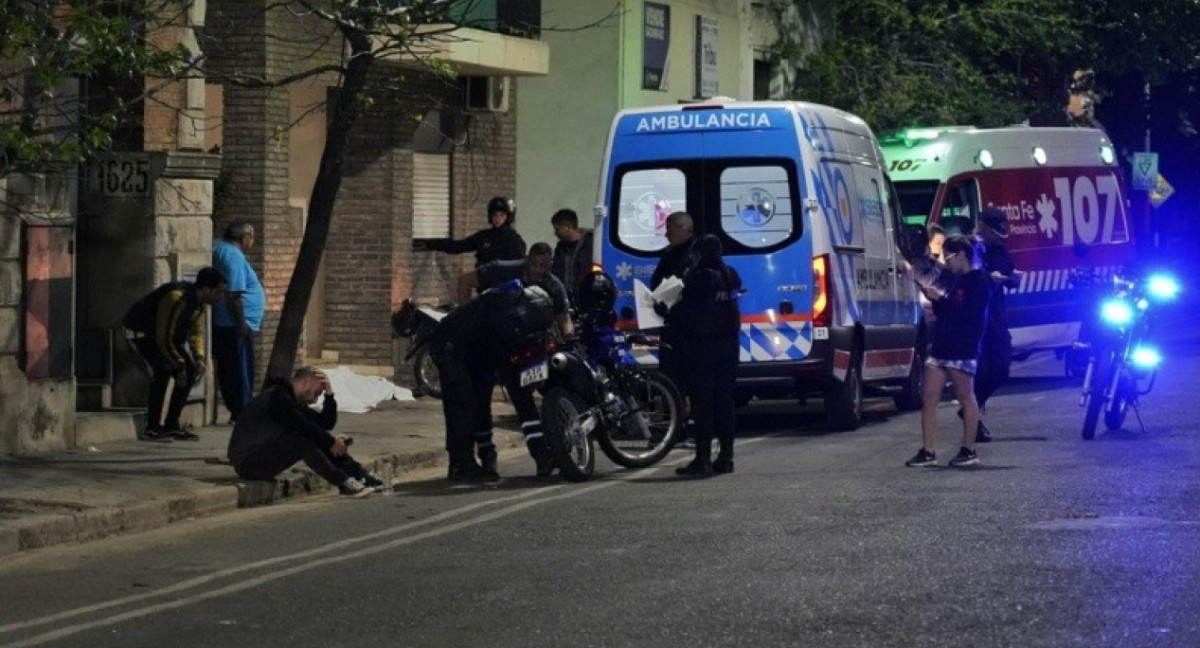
<box><xmin>894</xmin><ymin>343</ymin><xmax>925</xmax><ymax>412</ymax></box>
<box><xmin>825</xmin><ymin>351</ymin><xmax>863</xmax><ymax>431</ymax></box>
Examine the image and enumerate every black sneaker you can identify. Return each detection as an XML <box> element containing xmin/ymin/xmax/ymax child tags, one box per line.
<box><xmin>712</xmin><ymin>456</ymin><xmax>734</xmax><ymax>474</ymax></box>
<box><xmin>138</xmin><ymin>427</ymin><xmax>173</xmax><ymax>443</ymax></box>
<box><xmin>905</xmin><ymin>448</ymin><xmax>937</xmax><ymax>467</ymax></box>
<box><xmin>447</xmin><ymin>462</ymin><xmax>496</xmax><ymax>483</ymax></box>
<box><xmin>949</xmin><ymin>446</ymin><xmax>979</xmax><ymax>467</ymax></box>
<box><xmin>975</xmin><ymin>420</ymin><xmax>992</xmax><ymax>443</ymax></box>
<box><xmin>478</xmin><ymin>449</ymin><xmax>500</xmax><ymax>481</ymax></box>
<box><xmin>675</xmin><ymin>458</ymin><xmax>714</xmax><ymax>477</ymax></box>
<box><xmin>166</xmin><ymin>427</ymin><xmax>200</xmax><ymax>441</ymax></box>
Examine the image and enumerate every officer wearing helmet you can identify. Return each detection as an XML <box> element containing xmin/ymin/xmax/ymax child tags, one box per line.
<box><xmin>417</xmin><ymin>196</ymin><xmax>527</xmax><ymax>267</ymax></box>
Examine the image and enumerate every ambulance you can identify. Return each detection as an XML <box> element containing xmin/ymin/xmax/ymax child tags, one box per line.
<box><xmin>594</xmin><ymin>101</ymin><xmax>924</xmax><ymax>430</ymax></box>
<box><xmin>879</xmin><ymin>126</ymin><xmax>1136</xmax><ymax>354</ymax></box>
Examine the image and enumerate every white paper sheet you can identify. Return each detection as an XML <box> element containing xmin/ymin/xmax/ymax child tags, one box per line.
<box><xmin>633</xmin><ymin>275</ymin><xmax>685</xmax><ymax>329</ymax></box>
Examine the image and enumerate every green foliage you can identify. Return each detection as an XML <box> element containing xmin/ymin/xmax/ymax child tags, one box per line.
<box><xmin>793</xmin><ymin>0</ymin><xmax>1078</xmax><ymax>131</ymax></box>
<box><xmin>1</xmin><ymin>0</ymin><xmax>190</xmax><ymax>177</ymax></box>
<box><xmin>791</xmin><ymin>0</ymin><xmax>1200</xmax><ymax>134</ymax></box>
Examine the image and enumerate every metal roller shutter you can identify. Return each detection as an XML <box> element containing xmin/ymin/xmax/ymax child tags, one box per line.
<box><xmin>413</xmin><ymin>153</ymin><xmax>451</xmax><ymax>239</ymax></box>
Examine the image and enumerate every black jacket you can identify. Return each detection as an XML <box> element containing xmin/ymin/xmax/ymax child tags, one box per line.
<box><xmin>433</xmin><ymin>225</ymin><xmax>527</xmax><ymax>267</ymax></box>
<box><xmin>551</xmin><ymin>230</ymin><xmax>594</xmax><ymax>300</ymax></box>
<box><xmin>667</xmin><ymin>263</ymin><xmax>742</xmax><ymax>342</ymax></box>
<box><xmin>980</xmin><ymin>240</ymin><xmax>1019</xmax><ymax>336</ymax></box>
<box><xmin>650</xmin><ymin>237</ymin><xmax>696</xmax><ymax>290</ymax></box>
<box><xmin>227</xmin><ymin>378</ymin><xmax>337</xmax><ymax>465</ymax></box>
<box><xmin>930</xmin><ymin>269</ymin><xmax>991</xmax><ymax>362</ymax></box>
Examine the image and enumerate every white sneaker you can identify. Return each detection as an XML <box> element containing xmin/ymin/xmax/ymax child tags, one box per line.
<box><xmin>338</xmin><ymin>477</ymin><xmax>374</xmax><ymax>498</ymax></box>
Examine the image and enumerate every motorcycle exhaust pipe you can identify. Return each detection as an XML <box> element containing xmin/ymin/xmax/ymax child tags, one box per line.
<box><xmin>550</xmin><ymin>352</ymin><xmax>569</xmax><ymax>370</ymax></box>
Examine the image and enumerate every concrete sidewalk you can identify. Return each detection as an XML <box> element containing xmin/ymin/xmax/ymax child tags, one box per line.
<box><xmin>0</xmin><ymin>398</ymin><xmax>524</xmax><ymax>559</ymax></box>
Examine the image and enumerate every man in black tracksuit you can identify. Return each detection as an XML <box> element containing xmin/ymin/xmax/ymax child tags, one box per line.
<box><xmin>972</xmin><ymin>207</ymin><xmax>1022</xmax><ymax>442</ymax></box>
<box><xmin>226</xmin><ymin>366</ymin><xmax>383</xmax><ymax>497</ymax></box>
<box><xmin>123</xmin><ymin>267</ymin><xmax>227</xmax><ymax>442</ymax></box>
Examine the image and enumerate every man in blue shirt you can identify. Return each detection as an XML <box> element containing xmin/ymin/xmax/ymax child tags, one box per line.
<box><xmin>212</xmin><ymin>219</ymin><xmax>266</xmax><ymax>422</ymax></box>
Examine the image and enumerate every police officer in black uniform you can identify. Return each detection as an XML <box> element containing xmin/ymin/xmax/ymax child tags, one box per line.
<box><xmin>457</xmin><ymin>243</ymin><xmax>573</xmax><ymax>477</ymax></box>
<box><xmin>419</xmin><ymin>196</ymin><xmax>527</xmax><ymax>267</ymax></box>
<box><xmin>664</xmin><ymin>234</ymin><xmax>742</xmax><ymax>476</ymax></box>
<box><xmin>423</xmin><ymin>282</ymin><xmax>556</xmax><ymax>482</ymax></box>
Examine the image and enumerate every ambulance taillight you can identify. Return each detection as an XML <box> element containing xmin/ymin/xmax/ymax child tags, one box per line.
<box><xmin>812</xmin><ymin>254</ymin><xmax>831</xmax><ymax>328</ymax></box>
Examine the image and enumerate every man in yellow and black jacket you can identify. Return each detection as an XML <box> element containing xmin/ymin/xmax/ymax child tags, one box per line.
<box><xmin>123</xmin><ymin>267</ymin><xmax>226</xmax><ymax>441</ymax></box>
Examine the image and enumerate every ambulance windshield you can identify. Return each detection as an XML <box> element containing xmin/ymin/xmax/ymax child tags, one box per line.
<box><xmin>892</xmin><ymin>180</ymin><xmax>939</xmax><ymax>226</ymax></box>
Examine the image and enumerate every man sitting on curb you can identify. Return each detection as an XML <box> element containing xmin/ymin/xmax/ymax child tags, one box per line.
<box><xmin>226</xmin><ymin>366</ymin><xmax>385</xmax><ymax>498</ymax></box>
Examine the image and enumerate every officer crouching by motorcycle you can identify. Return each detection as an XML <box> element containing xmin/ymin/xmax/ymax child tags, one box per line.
<box><xmin>457</xmin><ymin>243</ymin><xmax>573</xmax><ymax>477</ymax></box>
<box><xmin>423</xmin><ymin>280</ymin><xmax>558</xmax><ymax>482</ymax></box>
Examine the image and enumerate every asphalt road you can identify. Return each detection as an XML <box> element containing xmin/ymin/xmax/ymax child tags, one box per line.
<box><xmin>1</xmin><ymin>340</ymin><xmax>1197</xmax><ymax>648</ymax></box>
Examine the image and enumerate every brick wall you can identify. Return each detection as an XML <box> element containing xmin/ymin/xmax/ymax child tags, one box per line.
<box><xmin>205</xmin><ymin>1</ymin><xmax>523</xmax><ymax>370</ymax></box>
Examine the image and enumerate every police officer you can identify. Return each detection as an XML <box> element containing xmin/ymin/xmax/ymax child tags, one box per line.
<box><xmin>651</xmin><ymin>211</ymin><xmax>698</xmax><ymax>441</ymax></box>
<box><xmin>457</xmin><ymin>243</ymin><xmax>573</xmax><ymax>477</ymax></box>
<box><xmin>418</xmin><ymin>196</ymin><xmax>527</xmax><ymax>267</ymax></box>
<box><xmin>664</xmin><ymin>234</ymin><xmax>742</xmax><ymax>476</ymax></box>
<box><xmin>971</xmin><ymin>207</ymin><xmax>1022</xmax><ymax>442</ymax></box>
<box><xmin>424</xmin><ymin>282</ymin><xmax>556</xmax><ymax>482</ymax></box>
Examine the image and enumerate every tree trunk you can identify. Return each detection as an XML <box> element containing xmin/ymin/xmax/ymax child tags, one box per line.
<box><xmin>265</xmin><ymin>27</ymin><xmax>373</xmax><ymax>380</ymax></box>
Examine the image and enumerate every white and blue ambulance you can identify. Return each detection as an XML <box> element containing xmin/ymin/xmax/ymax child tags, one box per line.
<box><xmin>593</xmin><ymin>101</ymin><xmax>924</xmax><ymax>430</ymax></box>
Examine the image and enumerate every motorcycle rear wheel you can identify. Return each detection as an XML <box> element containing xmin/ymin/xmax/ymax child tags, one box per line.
<box><xmin>1082</xmin><ymin>351</ymin><xmax>1115</xmax><ymax>440</ymax></box>
<box><xmin>541</xmin><ymin>387</ymin><xmax>596</xmax><ymax>482</ymax></box>
<box><xmin>597</xmin><ymin>370</ymin><xmax>684</xmax><ymax>469</ymax></box>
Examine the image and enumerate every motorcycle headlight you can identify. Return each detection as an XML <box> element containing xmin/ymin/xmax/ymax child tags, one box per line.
<box><xmin>1146</xmin><ymin>274</ymin><xmax>1180</xmax><ymax>301</ymax></box>
<box><xmin>1100</xmin><ymin>298</ymin><xmax>1134</xmax><ymax>327</ymax></box>
<box><xmin>1130</xmin><ymin>346</ymin><xmax>1162</xmax><ymax>369</ymax></box>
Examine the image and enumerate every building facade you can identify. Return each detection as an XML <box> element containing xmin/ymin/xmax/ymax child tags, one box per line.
<box><xmin>0</xmin><ymin>0</ymin><xmax>548</xmax><ymax>454</ymax></box>
<box><xmin>515</xmin><ymin>0</ymin><xmax>811</xmax><ymax>247</ymax></box>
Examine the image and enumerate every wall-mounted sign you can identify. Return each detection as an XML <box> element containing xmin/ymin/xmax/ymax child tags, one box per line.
<box><xmin>695</xmin><ymin>15</ymin><xmax>718</xmax><ymax>98</ymax></box>
<box><xmin>643</xmin><ymin>2</ymin><xmax>670</xmax><ymax>90</ymax></box>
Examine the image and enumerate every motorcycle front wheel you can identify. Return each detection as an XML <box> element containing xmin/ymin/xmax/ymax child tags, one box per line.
<box><xmin>1082</xmin><ymin>351</ymin><xmax>1115</xmax><ymax>440</ymax></box>
<box><xmin>597</xmin><ymin>370</ymin><xmax>685</xmax><ymax>469</ymax></box>
<box><xmin>541</xmin><ymin>387</ymin><xmax>596</xmax><ymax>482</ymax></box>
<box><xmin>411</xmin><ymin>347</ymin><xmax>442</xmax><ymax>399</ymax></box>
<box><xmin>1104</xmin><ymin>373</ymin><xmax>1134</xmax><ymax>431</ymax></box>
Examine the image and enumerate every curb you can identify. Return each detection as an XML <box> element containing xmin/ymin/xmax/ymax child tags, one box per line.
<box><xmin>7</xmin><ymin>487</ymin><xmax>241</xmax><ymax>555</ymax></box>
<box><xmin>0</xmin><ymin>432</ymin><xmax>528</xmax><ymax>558</ymax></box>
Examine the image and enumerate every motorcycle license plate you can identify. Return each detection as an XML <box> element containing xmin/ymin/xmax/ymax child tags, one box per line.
<box><xmin>519</xmin><ymin>360</ymin><xmax>549</xmax><ymax>387</ymax></box>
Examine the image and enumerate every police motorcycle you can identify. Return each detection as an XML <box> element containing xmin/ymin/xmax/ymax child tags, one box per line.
<box><xmin>532</xmin><ymin>272</ymin><xmax>686</xmax><ymax>482</ymax></box>
<box><xmin>1076</xmin><ymin>269</ymin><xmax>1180</xmax><ymax>440</ymax></box>
<box><xmin>391</xmin><ymin>299</ymin><xmax>453</xmax><ymax>398</ymax></box>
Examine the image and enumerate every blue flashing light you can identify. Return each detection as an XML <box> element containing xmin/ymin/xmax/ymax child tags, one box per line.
<box><xmin>1146</xmin><ymin>274</ymin><xmax>1181</xmax><ymax>301</ymax></box>
<box><xmin>1100</xmin><ymin>299</ymin><xmax>1134</xmax><ymax>326</ymax></box>
<box><xmin>1130</xmin><ymin>346</ymin><xmax>1162</xmax><ymax>369</ymax></box>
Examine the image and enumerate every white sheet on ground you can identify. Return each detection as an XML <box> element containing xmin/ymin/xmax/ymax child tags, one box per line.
<box><xmin>315</xmin><ymin>365</ymin><xmax>414</xmax><ymax>413</ymax></box>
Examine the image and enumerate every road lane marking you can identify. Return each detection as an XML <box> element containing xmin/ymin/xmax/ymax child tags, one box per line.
<box><xmin>0</xmin><ymin>438</ymin><xmax>764</xmax><ymax>647</ymax></box>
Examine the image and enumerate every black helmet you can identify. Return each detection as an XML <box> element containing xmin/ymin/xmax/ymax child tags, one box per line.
<box><xmin>486</xmin><ymin>196</ymin><xmax>515</xmax><ymax>222</ymax></box>
<box><xmin>576</xmin><ymin>270</ymin><xmax>617</xmax><ymax>315</ymax></box>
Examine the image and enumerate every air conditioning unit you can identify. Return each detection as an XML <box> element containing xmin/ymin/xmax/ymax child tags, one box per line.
<box><xmin>463</xmin><ymin>76</ymin><xmax>510</xmax><ymax>113</ymax></box>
